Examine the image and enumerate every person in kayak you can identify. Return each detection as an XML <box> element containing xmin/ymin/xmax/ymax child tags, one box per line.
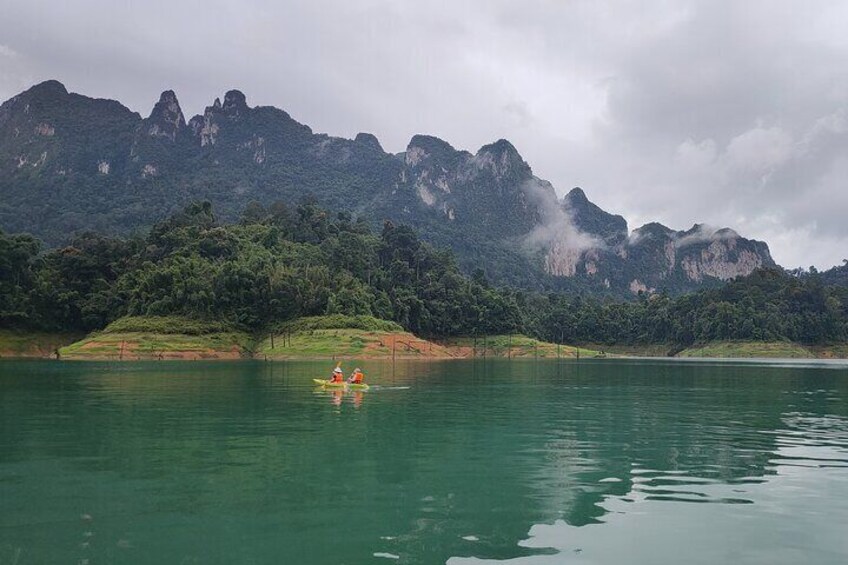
<box><xmin>348</xmin><ymin>368</ymin><xmax>365</xmax><ymax>384</ymax></box>
<box><xmin>330</xmin><ymin>366</ymin><xmax>345</xmax><ymax>383</ymax></box>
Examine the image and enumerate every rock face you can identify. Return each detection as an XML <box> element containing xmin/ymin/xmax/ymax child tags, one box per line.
<box><xmin>563</xmin><ymin>187</ymin><xmax>628</xmax><ymax>247</ymax></box>
<box><xmin>146</xmin><ymin>90</ymin><xmax>185</xmax><ymax>141</ymax></box>
<box><xmin>543</xmin><ymin>200</ymin><xmax>774</xmax><ymax>294</ymax></box>
<box><xmin>0</xmin><ymin>80</ymin><xmax>139</xmax><ymax>181</ymax></box>
<box><xmin>0</xmin><ymin>80</ymin><xmax>775</xmax><ymax>295</ymax></box>
<box><xmin>393</xmin><ymin>136</ymin><xmax>549</xmax><ymax>238</ymax></box>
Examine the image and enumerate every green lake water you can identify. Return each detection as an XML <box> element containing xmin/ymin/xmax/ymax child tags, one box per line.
<box><xmin>2</xmin><ymin>358</ymin><xmax>848</xmax><ymax>564</ymax></box>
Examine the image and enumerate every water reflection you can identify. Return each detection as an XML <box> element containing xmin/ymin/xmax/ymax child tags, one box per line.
<box><xmin>449</xmin><ymin>411</ymin><xmax>848</xmax><ymax>565</ymax></box>
<box><xmin>1</xmin><ymin>359</ymin><xmax>847</xmax><ymax>564</ymax></box>
<box><xmin>313</xmin><ymin>387</ymin><xmax>366</xmax><ymax>409</ymax></box>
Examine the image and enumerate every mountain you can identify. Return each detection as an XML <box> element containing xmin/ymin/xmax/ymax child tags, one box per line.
<box><xmin>0</xmin><ymin>80</ymin><xmax>775</xmax><ymax>295</ymax></box>
<box><xmin>820</xmin><ymin>262</ymin><xmax>848</xmax><ymax>287</ymax></box>
<box><xmin>545</xmin><ymin>211</ymin><xmax>774</xmax><ymax>295</ymax></box>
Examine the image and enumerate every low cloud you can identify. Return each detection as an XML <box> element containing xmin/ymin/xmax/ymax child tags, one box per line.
<box><xmin>521</xmin><ymin>178</ymin><xmax>604</xmax><ymax>254</ymax></box>
<box><xmin>673</xmin><ymin>224</ymin><xmax>739</xmax><ymax>249</ymax></box>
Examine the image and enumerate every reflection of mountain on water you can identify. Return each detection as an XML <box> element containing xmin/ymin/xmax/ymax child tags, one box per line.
<box><xmin>449</xmin><ymin>411</ymin><xmax>848</xmax><ymax>564</ymax></box>
<box><xmin>1</xmin><ymin>360</ymin><xmax>847</xmax><ymax>564</ymax></box>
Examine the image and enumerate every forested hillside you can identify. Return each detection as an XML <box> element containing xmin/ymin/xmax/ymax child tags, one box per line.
<box><xmin>0</xmin><ymin>80</ymin><xmax>775</xmax><ymax>295</ymax></box>
<box><xmin>0</xmin><ymin>201</ymin><xmax>523</xmax><ymax>338</ymax></box>
<box><xmin>1</xmin><ymin>201</ymin><xmax>846</xmax><ymax>348</ymax></box>
<box><xmin>534</xmin><ymin>268</ymin><xmax>848</xmax><ymax>346</ymax></box>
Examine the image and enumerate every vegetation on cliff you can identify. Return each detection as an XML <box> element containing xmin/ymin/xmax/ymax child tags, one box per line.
<box><xmin>0</xmin><ymin>201</ymin><xmax>524</xmax><ymax>340</ymax></box>
<box><xmin>1</xmin><ymin>201</ymin><xmax>847</xmax><ymax>357</ymax></box>
<box><xmin>0</xmin><ymin>81</ymin><xmax>777</xmax><ymax>295</ymax></box>
<box><xmin>531</xmin><ymin>268</ymin><xmax>848</xmax><ymax>347</ymax></box>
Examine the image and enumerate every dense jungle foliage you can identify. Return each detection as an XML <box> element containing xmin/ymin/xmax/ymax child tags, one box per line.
<box><xmin>1</xmin><ymin>201</ymin><xmax>847</xmax><ymax>346</ymax></box>
<box><xmin>0</xmin><ymin>201</ymin><xmax>523</xmax><ymax>337</ymax></box>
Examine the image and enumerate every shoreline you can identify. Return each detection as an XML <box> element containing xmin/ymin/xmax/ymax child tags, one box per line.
<box><xmin>5</xmin><ymin>328</ymin><xmax>603</xmax><ymax>361</ymax></box>
<box><xmin>3</xmin><ymin>329</ymin><xmax>847</xmax><ymax>361</ymax></box>
<box><xmin>0</xmin><ymin>330</ymin><xmax>82</xmax><ymax>360</ymax></box>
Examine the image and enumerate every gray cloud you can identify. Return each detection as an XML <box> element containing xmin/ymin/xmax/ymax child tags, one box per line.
<box><xmin>1</xmin><ymin>0</ymin><xmax>846</xmax><ymax>268</ymax></box>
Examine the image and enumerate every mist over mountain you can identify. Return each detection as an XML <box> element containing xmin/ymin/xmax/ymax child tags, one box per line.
<box><xmin>0</xmin><ymin>80</ymin><xmax>776</xmax><ymax>295</ymax></box>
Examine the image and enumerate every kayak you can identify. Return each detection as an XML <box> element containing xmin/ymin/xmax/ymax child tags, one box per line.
<box><xmin>312</xmin><ymin>379</ymin><xmax>370</xmax><ymax>391</ymax></box>
<box><xmin>313</xmin><ymin>378</ymin><xmax>345</xmax><ymax>388</ymax></box>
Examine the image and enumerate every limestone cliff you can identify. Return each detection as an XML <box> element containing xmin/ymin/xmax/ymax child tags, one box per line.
<box><xmin>394</xmin><ymin>136</ymin><xmax>551</xmax><ymax>238</ymax></box>
<box><xmin>542</xmin><ymin>192</ymin><xmax>775</xmax><ymax>294</ymax></box>
<box><xmin>0</xmin><ymin>80</ymin><xmax>777</xmax><ymax>296</ymax></box>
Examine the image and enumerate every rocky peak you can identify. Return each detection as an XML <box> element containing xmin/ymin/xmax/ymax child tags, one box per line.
<box><xmin>682</xmin><ymin>223</ymin><xmax>705</xmax><ymax>236</ymax></box>
<box><xmin>1</xmin><ymin>80</ymin><xmax>68</xmax><ymax>125</ymax></box>
<box><xmin>635</xmin><ymin>221</ymin><xmax>673</xmax><ymax>235</ymax></box>
<box><xmin>564</xmin><ymin>186</ymin><xmax>589</xmax><ymax>206</ymax></box>
<box><xmin>479</xmin><ymin>138</ymin><xmax>519</xmax><ymax>158</ymax></box>
<box><xmin>355</xmin><ymin>132</ymin><xmax>383</xmax><ymax>152</ymax></box>
<box><xmin>405</xmin><ymin>135</ymin><xmax>457</xmax><ymax>167</ymax></box>
<box><xmin>563</xmin><ymin>187</ymin><xmax>628</xmax><ymax>246</ymax></box>
<box><xmin>474</xmin><ymin>139</ymin><xmax>527</xmax><ymax>178</ymax></box>
<box><xmin>676</xmin><ymin>224</ymin><xmax>740</xmax><ymax>248</ymax></box>
<box><xmin>620</xmin><ymin>220</ymin><xmax>775</xmax><ymax>290</ymax></box>
<box><xmin>630</xmin><ymin>222</ymin><xmax>674</xmax><ymax>242</ymax></box>
<box><xmin>153</xmin><ymin>90</ymin><xmax>181</xmax><ymax>115</ymax></box>
<box><xmin>188</xmin><ymin>93</ymin><xmax>233</xmax><ymax>147</ymax></box>
<box><xmin>222</xmin><ymin>90</ymin><xmax>247</xmax><ymax>115</ymax></box>
<box><xmin>146</xmin><ymin>90</ymin><xmax>185</xmax><ymax>140</ymax></box>
<box><xmin>26</xmin><ymin>80</ymin><xmax>69</xmax><ymax>99</ymax></box>
<box><xmin>542</xmin><ymin>189</ymin><xmax>775</xmax><ymax>293</ymax></box>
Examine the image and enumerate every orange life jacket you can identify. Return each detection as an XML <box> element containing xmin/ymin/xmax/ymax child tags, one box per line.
<box><xmin>331</xmin><ymin>372</ymin><xmax>344</xmax><ymax>383</ymax></box>
<box><xmin>350</xmin><ymin>371</ymin><xmax>364</xmax><ymax>384</ymax></box>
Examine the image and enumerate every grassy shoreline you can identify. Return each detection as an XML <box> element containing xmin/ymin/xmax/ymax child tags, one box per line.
<box><xmin>581</xmin><ymin>340</ymin><xmax>848</xmax><ymax>359</ymax></box>
<box><xmin>256</xmin><ymin>328</ymin><xmax>457</xmax><ymax>360</ymax></box>
<box><xmin>52</xmin><ymin>314</ymin><xmax>606</xmax><ymax>361</ymax></box>
<box><xmin>59</xmin><ymin>331</ymin><xmax>255</xmax><ymax>360</ymax></box>
<box><xmin>53</xmin><ymin>316</ymin><xmax>254</xmax><ymax>360</ymax></box>
<box><xmin>676</xmin><ymin>341</ymin><xmax>816</xmax><ymax>359</ymax></box>
<box><xmin>0</xmin><ymin>330</ymin><xmax>83</xmax><ymax>359</ymax></box>
<box><xmin>438</xmin><ymin>335</ymin><xmax>601</xmax><ymax>359</ymax></box>
<box><xmin>4</xmin><ymin>318</ymin><xmax>848</xmax><ymax>361</ymax></box>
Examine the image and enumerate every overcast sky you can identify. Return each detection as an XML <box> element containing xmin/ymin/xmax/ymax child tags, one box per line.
<box><xmin>1</xmin><ymin>0</ymin><xmax>846</xmax><ymax>269</ymax></box>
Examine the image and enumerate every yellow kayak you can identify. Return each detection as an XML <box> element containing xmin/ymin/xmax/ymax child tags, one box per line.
<box><xmin>312</xmin><ymin>379</ymin><xmax>370</xmax><ymax>390</ymax></box>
